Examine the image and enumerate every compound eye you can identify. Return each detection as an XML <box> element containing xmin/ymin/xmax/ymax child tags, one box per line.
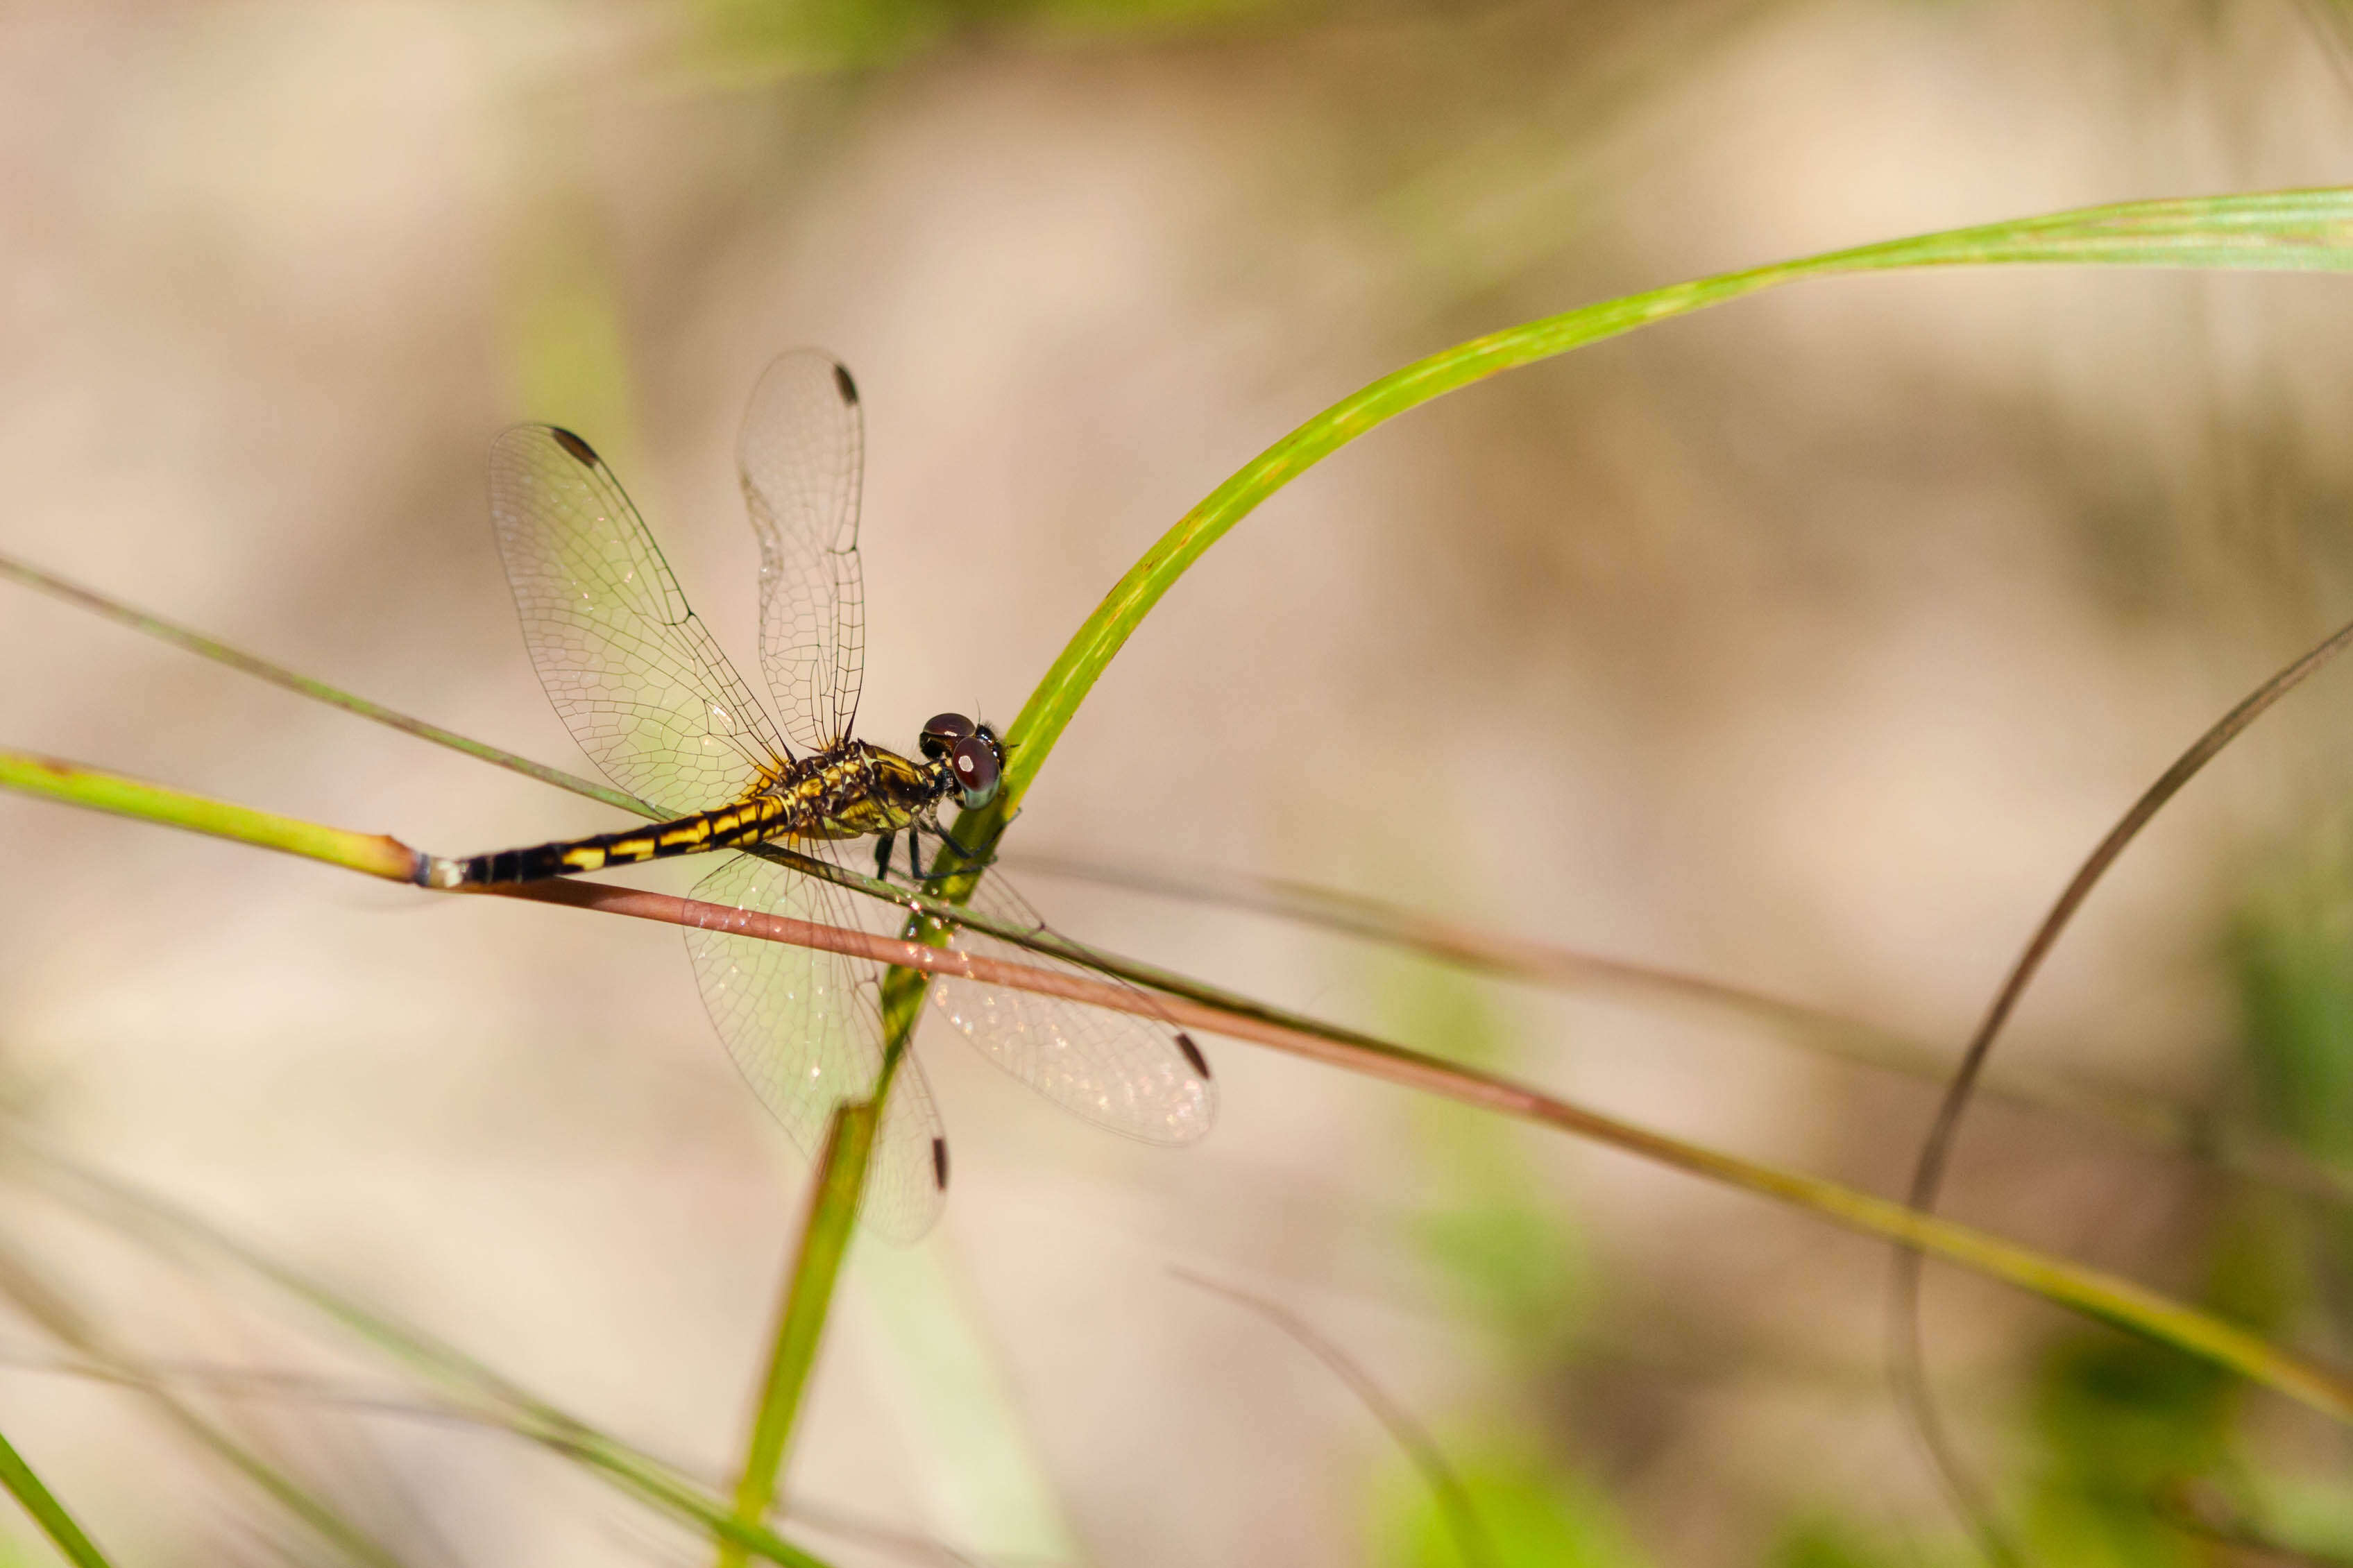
<box><xmin>950</xmin><ymin>733</ymin><xmax>1001</xmax><ymax>803</ymax></box>
<box><xmin>919</xmin><ymin>711</ymin><xmax>976</xmax><ymax>759</ymax></box>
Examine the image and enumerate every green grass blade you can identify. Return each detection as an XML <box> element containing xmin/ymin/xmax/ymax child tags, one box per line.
<box><xmin>0</xmin><ymin>750</ymin><xmax>421</xmax><ymax>882</ymax></box>
<box><xmin>0</xmin><ymin>1428</ymin><xmax>111</xmax><ymax>1568</ymax></box>
<box><xmin>717</xmin><ymin>1103</ymin><xmax>876</xmax><ymax>1568</ymax></box>
<box><xmin>0</xmin><ymin>552</ymin><xmax>654</xmax><ymax>819</ymax></box>
<box><xmin>981</xmin><ymin>186</ymin><xmax>2353</xmax><ymax>816</ymax></box>
<box><xmin>711</xmin><ymin>860</ymin><xmax>977</xmax><ymax>1558</ymax></box>
<box><xmin>0</xmin><ymin>1133</ymin><xmax>839</xmax><ymax>1568</ymax></box>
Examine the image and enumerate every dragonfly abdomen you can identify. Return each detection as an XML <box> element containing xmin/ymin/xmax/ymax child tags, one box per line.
<box><xmin>431</xmin><ymin>795</ymin><xmax>798</xmax><ymax>888</ymax></box>
<box><xmin>418</xmin><ymin>742</ymin><xmax>947</xmax><ymax>889</ymax></box>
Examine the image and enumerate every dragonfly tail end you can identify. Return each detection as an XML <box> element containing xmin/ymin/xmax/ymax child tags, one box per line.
<box><xmin>414</xmin><ymin>853</ymin><xmax>470</xmax><ymax>890</ymax></box>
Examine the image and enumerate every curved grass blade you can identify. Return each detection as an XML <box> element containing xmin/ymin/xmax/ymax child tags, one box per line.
<box><xmin>970</xmin><ymin>187</ymin><xmax>2353</xmax><ymax>833</ymax></box>
<box><xmin>1892</xmin><ymin>611</ymin><xmax>2353</xmax><ymax>1553</ymax></box>
<box><xmin>0</xmin><ymin>1348</ymin><xmax>980</xmax><ymax>1568</ymax></box>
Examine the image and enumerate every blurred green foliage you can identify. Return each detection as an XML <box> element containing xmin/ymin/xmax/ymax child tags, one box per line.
<box><xmin>2019</xmin><ymin>1330</ymin><xmax>2235</xmax><ymax>1567</ymax></box>
<box><xmin>690</xmin><ymin>0</ymin><xmax>1284</xmax><ymax>75</ymax></box>
<box><xmin>1969</xmin><ymin>826</ymin><xmax>2353</xmax><ymax>1565</ymax></box>
<box><xmin>1359</xmin><ymin>946</ymin><xmax>1626</xmax><ymax>1563</ymax></box>
<box><xmin>1375</xmin><ymin>949</ymin><xmax>1595</xmax><ymax>1360</ymax></box>
<box><xmin>2236</xmin><ymin>827</ymin><xmax>2353</xmax><ymax>1177</ymax></box>
<box><xmin>1341</xmin><ymin>827</ymin><xmax>2353</xmax><ymax>1565</ymax></box>
<box><xmin>1765</xmin><ymin>1516</ymin><xmax>1932</xmax><ymax>1568</ymax></box>
<box><xmin>1376</xmin><ymin>1447</ymin><xmax>1648</xmax><ymax>1568</ymax></box>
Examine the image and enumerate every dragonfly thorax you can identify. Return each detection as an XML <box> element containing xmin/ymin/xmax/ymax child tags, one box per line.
<box><xmin>754</xmin><ymin>718</ymin><xmax>998</xmax><ymax>844</ymax></box>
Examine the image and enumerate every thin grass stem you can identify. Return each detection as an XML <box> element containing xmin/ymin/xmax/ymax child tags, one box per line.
<box><xmin>472</xmin><ymin>877</ymin><xmax>2353</xmax><ymax>1427</ymax></box>
<box><xmin>0</xmin><ymin>1427</ymin><xmax>110</xmax><ymax>1568</ymax></box>
<box><xmin>0</xmin><ymin>751</ymin><xmax>419</xmax><ymax>881</ymax></box>
<box><xmin>1891</xmin><ymin>614</ymin><xmax>2353</xmax><ymax>1553</ymax></box>
<box><xmin>1174</xmin><ymin>1269</ymin><xmax>1497</xmax><ymax>1568</ymax></box>
<box><xmin>1004</xmin><ymin>849</ymin><xmax>2353</xmax><ymax>1205</ymax></box>
<box><xmin>0</xmin><ymin>553</ymin><xmax>652</xmax><ymax>819</ymax></box>
<box><xmin>8</xmin><ymin>752</ymin><xmax>2353</xmax><ymax>1427</ymax></box>
<box><xmin>0</xmin><ymin>1137</ymin><xmax>841</xmax><ymax>1568</ymax></box>
<box><xmin>0</xmin><ymin>1226</ymin><xmax>411</xmax><ymax>1568</ymax></box>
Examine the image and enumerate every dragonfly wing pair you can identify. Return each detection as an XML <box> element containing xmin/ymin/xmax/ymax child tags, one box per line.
<box><xmin>486</xmin><ymin>350</ymin><xmax>1214</xmax><ymax>1241</ymax></box>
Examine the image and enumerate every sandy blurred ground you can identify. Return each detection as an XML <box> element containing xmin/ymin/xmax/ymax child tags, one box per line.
<box><xmin>5</xmin><ymin>1</ymin><xmax>2353</xmax><ymax>1563</ymax></box>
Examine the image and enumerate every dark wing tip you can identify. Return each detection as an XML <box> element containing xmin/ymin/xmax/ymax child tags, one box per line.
<box><xmin>931</xmin><ymin>1136</ymin><xmax>950</xmax><ymax>1190</ymax></box>
<box><xmin>548</xmin><ymin>427</ymin><xmax>600</xmax><ymax>468</ymax></box>
<box><xmin>1175</xmin><ymin>1032</ymin><xmax>1210</xmax><ymax>1080</ymax></box>
<box><xmin>831</xmin><ymin>363</ymin><xmax>859</xmax><ymax>406</ymax></box>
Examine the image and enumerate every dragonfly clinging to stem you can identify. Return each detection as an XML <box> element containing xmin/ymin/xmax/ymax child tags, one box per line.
<box><xmin>418</xmin><ymin>351</ymin><xmax>1215</xmax><ymax>1238</ymax></box>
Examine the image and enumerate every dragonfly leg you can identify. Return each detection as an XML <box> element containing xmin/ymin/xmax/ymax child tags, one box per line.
<box><xmin>928</xmin><ymin>815</ymin><xmax>1003</xmax><ymax>871</ymax></box>
<box><xmin>874</xmin><ymin>830</ymin><xmax>897</xmax><ymax>884</ymax></box>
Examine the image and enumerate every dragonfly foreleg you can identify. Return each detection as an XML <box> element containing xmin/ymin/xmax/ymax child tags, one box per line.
<box><xmin>917</xmin><ymin>812</ymin><xmax>1003</xmax><ymax>875</ymax></box>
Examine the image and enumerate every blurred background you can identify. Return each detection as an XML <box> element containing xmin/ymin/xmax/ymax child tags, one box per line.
<box><xmin>7</xmin><ymin>1</ymin><xmax>2353</xmax><ymax>1562</ymax></box>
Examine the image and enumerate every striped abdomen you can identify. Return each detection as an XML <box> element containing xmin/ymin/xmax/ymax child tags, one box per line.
<box><xmin>415</xmin><ymin>743</ymin><xmax>947</xmax><ymax>891</ymax></box>
<box><xmin>445</xmin><ymin>794</ymin><xmax>800</xmax><ymax>887</ymax></box>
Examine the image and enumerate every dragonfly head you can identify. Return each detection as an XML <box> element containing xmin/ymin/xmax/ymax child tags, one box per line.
<box><xmin>919</xmin><ymin>713</ymin><xmax>1004</xmax><ymax>810</ymax></box>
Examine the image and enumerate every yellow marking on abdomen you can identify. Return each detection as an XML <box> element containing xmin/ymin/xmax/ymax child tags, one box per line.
<box><xmin>563</xmin><ymin>847</ymin><xmax>609</xmax><ymax>871</ymax></box>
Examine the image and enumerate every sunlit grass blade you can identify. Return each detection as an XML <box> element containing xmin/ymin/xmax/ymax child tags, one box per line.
<box><xmin>715</xmin><ymin>852</ymin><xmax>987</xmax><ymax>1564</ymax></box>
<box><xmin>0</xmin><ymin>1345</ymin><xmax>974</xmax><ymax>1568</ymax></box>
<box><xmin>974</xmin><ymin>187</ymin><xmax>2353</xmax><ymax>825</ymax></box>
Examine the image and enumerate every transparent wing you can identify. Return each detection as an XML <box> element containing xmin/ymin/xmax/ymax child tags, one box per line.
<box><xmin>740</xmin><ymin>351</ymin><xmax>867</xmax><ymax>753</ymax></box>
<box><xmin>683</xmin><ymin>847</ymin><xmax>947</xmax><ymax>1243</ymax></box>
<box><xmin>912</xmin><ymin>856</ymin><xmax>1216</xmax><ymax>1145</ymax></box>
<box><xmin>491</xmin><ymin>426</ymin><xmax>793</xmax><ymax>816</ymax></box>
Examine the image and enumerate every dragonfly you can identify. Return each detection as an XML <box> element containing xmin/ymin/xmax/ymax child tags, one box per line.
<box><xmin>416</xmin><ymin>351</ymin><xmax>1215</xmax><ymax>1238</ymax></box>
